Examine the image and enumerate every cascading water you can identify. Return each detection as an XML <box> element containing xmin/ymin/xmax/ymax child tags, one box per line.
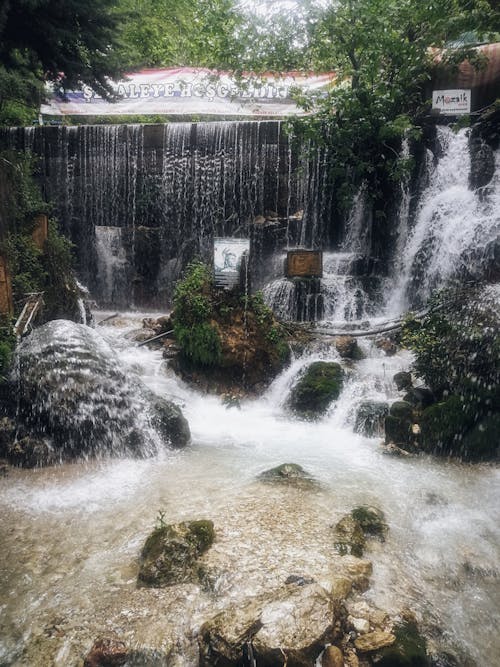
<box><xmin>385</xmin><ymin>126</ymin><xmax>500</xmax><ymax>315</ymax></box>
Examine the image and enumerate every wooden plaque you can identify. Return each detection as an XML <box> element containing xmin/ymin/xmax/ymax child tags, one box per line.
<box><xmin>286</xmin><ymin>250</ymin><xmax>323</xmax><ymax>278</ymax></box>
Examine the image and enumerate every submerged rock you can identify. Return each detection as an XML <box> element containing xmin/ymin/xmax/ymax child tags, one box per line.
<box><xmin>138</xmin><ymin>520</ymin><xmax>215</xmax><ymax>587</ymax></box>
<box><xmin>321</xmin><ymin>645</ymin><xmax>344</xmax><ymax>667</ymax></box>
<box><xmin>334</xmin><ymin>516</ymin><xmax>366</xmax><ymax>557</ymax></box>
<box><xmin>289</xmin><ymin>362</ymin><xmax>344</xmax><ymax>419</ymax></box>
<box><xmin>351</xmin><ymin>506</ymin><xmax>388</xmax><ymax>540</ymax></box>
<box><xmin>83</xmin><ymin>638</ymin><xmax>128</xmax><ymax>667</ymax></box>
<box><xmin>258</xmin><ymin>463</ymin><xmax>315</xmax><ymax>486</ymax></box>
<box><xmin>16</xmin><ymin>320</ymin><xmax>190</xmax><ymax>463</ymax></box>
<box><xmin>334</xmin><ymin>507</ymin><xmax>388</xmax><ymax>557</ymax></box>
<box><xmin>199</xmin><ymin>582</ymin><xmax>342</xmax><ymax>666</ymax></box>
<box><xmin>373</xmin><ymin>619</ymin><xmax>430</xmax><ymax>666</ymax></box>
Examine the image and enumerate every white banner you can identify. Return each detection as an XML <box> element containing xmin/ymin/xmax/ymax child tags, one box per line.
<box><xmin>432</xmin><ymin>89</ymin><xmax>471</xmax><ymax>115</ymax></box>
<box><xmin>40</xmin><ymin>68</ymin><xmax>335</xmax><ymax>117</ymax></box>
<box><xmin>214</xmin><ymin>238</ymin><xmax>250</xmax><ymax>289</ymax></box>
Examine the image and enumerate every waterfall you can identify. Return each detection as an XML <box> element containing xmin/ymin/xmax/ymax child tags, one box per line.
<box><xmin>386</xmin><ymin>127</ymin><xmax>500</xmax><ymax>315</ymax></box>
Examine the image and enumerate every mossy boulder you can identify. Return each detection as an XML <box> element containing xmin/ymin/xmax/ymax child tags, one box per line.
<box><xmin>385</xmin><ymin>401</ymin><xmax>414</xmax><ymax>448</ymax></box>
<box><xmin>351</xmin><ymin>506</ymin><xmax>388</xmax><ymax>540</ymax></box>
<box><xmin>138</xmin><ymin>519</ymin><xmax>215</xmax><ymax>587</ymax></box>
<box><xmin>258</xmin><ymin>463</ymin><xmax>315</xmax><ymax>486</ymax></box>
<box><xmin>149</xmin><ymin>395</ymin><xmax>191</xmax><ymax>448</ymax></box>
<box><xmin>374</xmin><ymin>620</ymin><xmax>430</xmax><ymax>666</ymax></box>
<box><xmin>403</xmin><ymin>387</ymin><xmax>435</xmax><ymax>410</ymax></box>
<box><xmin>334</xmin><ymin>506</ymin><xmax>388</xmax><ymax>557</ymax></box>
<box><xmin>289</xmin><ymin>362</ymin><xmax>344</xmax><ymax>419</ymax></box>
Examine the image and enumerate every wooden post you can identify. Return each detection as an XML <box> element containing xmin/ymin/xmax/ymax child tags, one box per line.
<box><xmin>0</xmin><ymin>255</ymin><xmax>13</xmax><ymax>316</ymax></box>
<box><xmin>32</xmin><ymin>214</ymin><xmax>49</xmax><ymax>250</ymax></box>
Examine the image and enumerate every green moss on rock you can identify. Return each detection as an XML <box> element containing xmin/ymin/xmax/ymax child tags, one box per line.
<box><xmin>289</xmin><ymin>361</ymin><xmax>344</xmax><ymax>419</ymax></box>
<box><xmin>258</xmin><ymin>462</ymin><xmax>316</xmax><ymax>487</ymax></box>
<box><xmin>351</xmin><ymin>506</ymin><xmax>388</xmax><ymax>539</ymax></box>
<box><xmin>420</xmin><ymin>396</ymin><xmax>475</xmax><ymax>456</ymax></box>
<box><xmin>374</xmin><ymin>620</ymin><xmax>429</xmax><ymax>666</ymax></box>
<box><xmin>138</xmin><ymin>519</ymin><xmax>215</xmax><ymax>587</ymax></box>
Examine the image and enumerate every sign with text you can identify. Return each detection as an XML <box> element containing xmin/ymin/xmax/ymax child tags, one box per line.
<box><xmin>214</xmin><ymin>238</ymin><xmax>250</xmax><ymax>289</ymax></box>
<box><xmin>40</xmin><ymin>68</ymin><xmax>335</xmax><ymax>117</ymax></box>
<box><xmin>432</xmin><ymin>89</ymin><xmax>471</xmax><ymax>115</ymax></box>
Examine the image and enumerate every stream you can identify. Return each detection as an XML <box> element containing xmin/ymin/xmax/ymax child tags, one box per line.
<box><xmin>0</xmin><ymin>312</ymin><xmax>498</xmax><ymax>666</ymax></box>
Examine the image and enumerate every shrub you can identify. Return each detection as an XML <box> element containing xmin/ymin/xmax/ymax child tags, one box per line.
<box><xmin>173</xmin><ymin>261</ymin><xmax>221</xmax><ymax>366</ymax></box>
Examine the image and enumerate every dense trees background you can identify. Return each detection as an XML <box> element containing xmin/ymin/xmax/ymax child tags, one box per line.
<box><xmin>0</xmin><ymin>0</ymin><xmax>498</xmax><ymax>126</ymax></box>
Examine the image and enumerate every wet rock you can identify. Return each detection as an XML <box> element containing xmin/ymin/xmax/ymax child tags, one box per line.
<box><xmin>285</xmin><ymin>574</ymin><xmax>315</xmax><ymax>586</ymax></box>
<box><xmin>334</xmin><ymin>516</ymin><xmax>366</xmax><ymax>557</ymax></box>
<box><xmin>374</xmin><ymin>619</ymin><xmax>430</xmax><ymax>666</ymax></box>
<box><xmin>148</xmin><ymin>395</ymin><xmax>190</xmax><ymax>448</ymax></box>
<box><xmin>6</xmin><ymin>436</ymin><xmax>57</xmax><ymax>468</ymax></box>
<box><xmin>16</xmin><ymin>320</ymin><xmax>190</xmax><ymax>462</ymax></box>
<box><xmin>349</xmin><ymin>616</ymin><xmax>370</xmax><ymax>634</ymax></box>
<box><xmin>0</xmin><ymin>458</ymin><xmax>9</xmax><ymax>476</ymax></box>
<box><xmin>289</xmin><ymin>362</ymin><xmax>344</xmax><ymax>419</ymax></box>
<box><xmin>351</xmin><ymin>506</ymin><xmax>388</xmax><ymax>540</ymax></box>
<box><xmin>469</xmin><ymin>138</ymin><xmax>495</xmax><ymax>189</ymax></box>
<box><xmin>0</xmin><ymin>416</ymin><xmax>15</xmax><ymax>457</ymax></box>
<box><xmin>338</xmin><ymin>555</ymin><xmax>373</xmax><ymax>592</ymax></box>
<box><xmin>125</xmin><ymin>327</ymin><xmax>157</xmax><ymax>343</ymax></box>
<box><xmin>322</xmin><ymin>645</ymin><xmax>344</xmax><ymax>667</ymax></box>
<box><xmin>330</xmin><ymin>576</ymin><xmax>353</xmax><ymax>600</ymax></box>
<box><xmin>354</xmin><ymin>631</ymin><xmax>396</xmax><ymax>652</ymax></box>
<box><xmin>354</xmin><ymin>401</ymin><xmax>389</xmax><ymax>437</ymax></box>
<box><xmin>199</xmin><ymin>582</ymin><xmax>342</xmax><ymax>667</ymax></box>
<box><xmin>83</xmin><ymin>638</ymin><xmax>128</xmax><ymax>667</ymax></box>
<box><xmin>375</xmin><ymin>338</ymin><xmax>398</xmax><ymax>356</ymax></box>
<box><xmin>335</xmin><ymin>336</ymin><xmax>364</xmax><ymax>360</ymax></box>
<box><xmin>393</xmin><ymin>372</ymin><xmax>412</xmax><ymax>391</ymax></box>
<box><xmin>403</xmin><ymin>386</ymin><xmax>435</xmax><ymax>410</ymax></box>
<box><xmin>385</xmin><ymin>401</ymin><xmax>415</xmax><ymax>448</ymax></box>
<box><xmin>138</xmin><ymin>520</ymin><xmax>215</xmax><ymax>587</ymax></box>
<box><xmin>381</xmin><ymin>443</ymin><xmax>413</xmax><ymax>458</ymax></box>
<box><xmin>258</xmin><ymin>463</ymin><xmax>315</xmax><ymax>486</ymax></box>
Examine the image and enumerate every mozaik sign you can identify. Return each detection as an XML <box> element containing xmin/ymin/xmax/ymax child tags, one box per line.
<box><xmin>41</xmin><ymin>67</ymin><xmax>335</xmax><ymax>117</ymax></box>
<box><xmin>432</xmin><ymin>89</ymin><xmax>471</xmax><ymax>115</ymax></box>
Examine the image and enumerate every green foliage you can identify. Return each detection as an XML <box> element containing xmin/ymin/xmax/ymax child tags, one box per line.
<box><xmin>0</xmin><ymin>318</ymin><xmax>15</xmax><ymax>381</ymax></box>
<box><xmin>118</xmin><ymin>0</ymin><xmax>242</xmax><ymax>70</ymax></box>
<box><xmin>173</xmin><ymin>261</ymin><xmax>222</xmax><ymax>366</ymax></box>
<box><xmin>401</xmin><ymin>286</ymin><xmax>500</xmax><ymax>409</ymax></box>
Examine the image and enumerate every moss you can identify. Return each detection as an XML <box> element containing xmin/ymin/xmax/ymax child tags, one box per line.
<box><xmin>138</xmin><ymin>519</ymin><xmax>215</xmax><ymax>588</ymax></box>
<box><xmin>375</xmin><ymin>620</ymin><xmax>429</xmax><ymax>666</ymax></box>
<box><xmin>258</xmin><ymin>463</ymin><xmax>316</xmax><ymax>487</ymax></box>
<box><xmin>389</xmin><ymin>401</ymin><xmax>414</xmax><ymax>420</ymax></box>
<box><xmin>289</xmin><ymin>361</ymin><xmax>344</xmax><ymax>419</ymax></box>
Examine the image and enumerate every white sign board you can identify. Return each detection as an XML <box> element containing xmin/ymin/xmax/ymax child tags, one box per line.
<box><xmin>41</xmin><ymin>68</ymin><xmax>336</xmax><ymax>117</ymax></box>
<box><xmin>432</xmin><ymin>89</ymin><xmax>471</xmax><ymax>115</ymax></box>
<box><xmin>214</xmin><ymin>238</ymin><xmax>250</xmax><ymax>289</ymax></box>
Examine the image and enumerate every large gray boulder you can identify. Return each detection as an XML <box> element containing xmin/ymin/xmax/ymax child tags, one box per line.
<box><xmin>15</xmin><ymin>320</ymin><xmax>189</xmax><ymax>464</ymax></box>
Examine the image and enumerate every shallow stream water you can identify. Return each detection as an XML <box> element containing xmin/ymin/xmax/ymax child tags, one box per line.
<box><xmin>0</xmin><ymin>313</ymin><xmax>499</xmax><ymax>666</ymax></box>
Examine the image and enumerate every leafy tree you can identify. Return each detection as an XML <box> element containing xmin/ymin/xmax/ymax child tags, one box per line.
<box><xmin>117</xmin><ymin>0</ymin><xmax>243</xmax><ymax>70</ymax></box>
<box><xmin>0</xmin><ymin>0</ymin><xmax>126</xmax><ymax>124</ymax></box>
